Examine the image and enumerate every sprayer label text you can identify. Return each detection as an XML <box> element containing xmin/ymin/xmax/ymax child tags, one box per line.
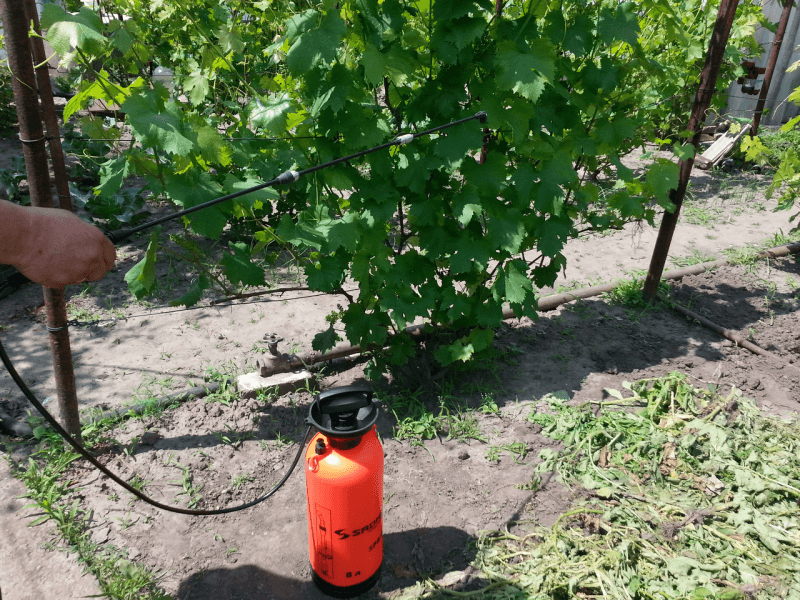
<box><xmin>335</xmin><ymin>513</ymin><xmax>382</xmax><ymax>540</ymax></box>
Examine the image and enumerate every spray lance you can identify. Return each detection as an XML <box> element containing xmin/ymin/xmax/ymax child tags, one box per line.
<box><xmin>0</xmin><ymin>110</ymin><xmax>487</xmax><ymax>596</ymax></box>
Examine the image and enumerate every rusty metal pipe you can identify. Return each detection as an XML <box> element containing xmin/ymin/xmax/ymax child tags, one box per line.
<box><xmin>643</xmin><ymin>0</ymin><xmax>740</xmax><ymax>302</ymax></box>
<box><xmin>25</xmin><ymin>0</ymin><xmax>73</xmax><ymax>211</ymax></box>
<box><xmin>751</xmin><ymin>0</ymin><xmax>794</xmax><ymax>137</ymax></box>
<box><xmin>0</xmin><ymin>0</ymin><xmax>82</xmax><ymax>440</ymax></box>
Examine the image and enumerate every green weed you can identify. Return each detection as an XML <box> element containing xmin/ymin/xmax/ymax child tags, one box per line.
<box><xmin>485</xmin><ymin>442</ymin><xmax>528</xmax><ymax>464</ymax></box>
<box><xmin>232</xmin><ymin>473</ymin><xmax>253</xmax><ymax>490</ymax></box>
<box><xmin>11</xmin><ymin>439</ymin><xmax>169</xmax><ymax>599</ymax></box>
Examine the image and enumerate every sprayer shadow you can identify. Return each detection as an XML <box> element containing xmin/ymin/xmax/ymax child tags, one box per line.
<box><xmin>175</xmin><ymin>526</ymin><xmax>475</xmax><ymax>600</ymax></box>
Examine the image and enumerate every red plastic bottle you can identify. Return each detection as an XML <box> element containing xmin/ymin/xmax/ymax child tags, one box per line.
<box><xmin>305</xmin><ymin>386</ymin><xmax>383</xmax><ymax>598</ymax></box>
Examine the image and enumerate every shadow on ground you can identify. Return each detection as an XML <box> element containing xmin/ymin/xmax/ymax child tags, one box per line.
<box><xmin>175</xmin><ymin>526</ymin><xmax>475</xmax><ymax>600</ymax></box>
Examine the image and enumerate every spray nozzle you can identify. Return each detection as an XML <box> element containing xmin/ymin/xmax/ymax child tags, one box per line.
<box><xmin>476</xmin><ymin>111</ymin><xmax>487</xmax><ymax>124</ymax></box>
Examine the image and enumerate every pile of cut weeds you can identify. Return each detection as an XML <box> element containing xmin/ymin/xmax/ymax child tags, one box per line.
<box><xmin>399</xmin><ymin>373</ymin><xmax>800</xmax><ymax>599</ymax></box>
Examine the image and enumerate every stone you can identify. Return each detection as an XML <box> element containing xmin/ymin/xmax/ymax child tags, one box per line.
<box><xmin>237</xmin><ymin>369</ymin><xmax>315</xmax><ymax>400</ymax></box>
<box><xmin>92</xmin><ymin>527</ymin><xmax>110</xmax><ymax>544</ymax></box>
<box><xmin>437</xmin><ymin>570</ymin><xmax>466</xmax><ymax>587</ymax></box>
<box><xmin>140</xmin><ymin>431</ymin><xmax>161</xmax><ymax>446</ymax></box>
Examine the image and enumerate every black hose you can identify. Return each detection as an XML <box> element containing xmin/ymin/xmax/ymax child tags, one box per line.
<box><xmin>0</xmin><ymin>336</ymin><xmax>312</xmax><ymax>515</ymax></box>
<box><xmin>106</xmin><ymin>111</ymin><xmax>487</xmax><ymax>244</ymax></box>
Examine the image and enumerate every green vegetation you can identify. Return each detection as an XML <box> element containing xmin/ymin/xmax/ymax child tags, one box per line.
<box><xmin>398</xmin><ymin>373</ymin><xmax>800</xmax><ymax>599</ymax></box>
<box><xmin>0</xmin><ymin>35</ymin><xmax>16</xmax><ymax>136</ymax></box>
<box><xmin>8</xmin><ymin>439</ymin><xmax>170</xmax><ymax>600</ymax></box>
<box><xmin>39</xmin><ymin>0</ymin><xmax>763</xmax><ymax>374</ymax></box>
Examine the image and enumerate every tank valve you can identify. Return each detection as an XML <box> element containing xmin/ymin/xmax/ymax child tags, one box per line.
<box><xmin>264</xmin><ymin>333</ymin><xmax>283</xmax><ymax>356</ymax></box>
<box><xmin>255</xmin><ymin>334</ymin><xmax>291</xmax><ymax>376</ymax></box>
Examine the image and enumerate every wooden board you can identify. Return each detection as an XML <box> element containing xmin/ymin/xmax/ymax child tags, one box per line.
<box><xmin>695</xmin><ymin>123</ymin><xmax>752</xmax><ymax>170</ymax></box>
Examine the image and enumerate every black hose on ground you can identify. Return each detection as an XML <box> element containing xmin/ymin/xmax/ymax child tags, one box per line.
<box><xmin>0</xmin><ymin>336</ymin><xmax>311</xmax><ymax>515</ymax></box>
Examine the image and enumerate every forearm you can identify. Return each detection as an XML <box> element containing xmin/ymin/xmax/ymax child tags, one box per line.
<box><xmin>0</xmin><ymin>200</ymin><xmax>115</xmax><ymax>287</ymax></box>
<box><xmin>0</xmin><ymin>200</ymin><xmax>35</xmax><ymax>268</ymax></box>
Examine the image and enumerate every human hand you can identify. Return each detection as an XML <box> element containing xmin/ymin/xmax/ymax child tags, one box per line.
<box><xmin>2</xmin><ymin>201</ymin><xmax>116</xmax><ymax>288</ymax></box>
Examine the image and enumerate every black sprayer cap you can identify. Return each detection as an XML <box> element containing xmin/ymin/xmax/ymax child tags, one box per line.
<box><xmin>307</xmin><ymin>384</ymin><xmax>378</xmax><ymax>438</ymax></box>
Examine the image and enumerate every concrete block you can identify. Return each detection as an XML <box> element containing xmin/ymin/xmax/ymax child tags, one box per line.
<box><xmin>237</xmin><ymin>369</ymin><xmax>314</xmax><ymax>399</ymax></box>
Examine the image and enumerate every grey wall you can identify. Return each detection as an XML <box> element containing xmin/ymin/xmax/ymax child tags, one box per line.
<box><xmin>724</xmin><ymin>0</ymin><xmax>800</xmax><ymax>126</ymax></box>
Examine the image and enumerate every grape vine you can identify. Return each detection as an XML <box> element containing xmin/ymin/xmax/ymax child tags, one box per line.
<box><xmin>41</xmin><ymin>0</ymin><xmax>763</xmax><ymax>373</ymax></box>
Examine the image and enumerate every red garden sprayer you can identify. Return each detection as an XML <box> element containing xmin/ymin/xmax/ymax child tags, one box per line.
<box><xmin>305</xmin><ymin>385</ymin><xmax>383</xmax><ymax>598</ymax></box>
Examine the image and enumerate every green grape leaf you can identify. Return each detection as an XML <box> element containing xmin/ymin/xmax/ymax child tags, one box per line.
<box><xmin>95</xmin><ymin>156</ymin><xmax>129</xmax><ymax>199</ymax></box>
<box><xmin>452</xmin><ymin>185</ymin><xmax>482</xmax><ymax>226</ymax></box>
<box><xmin>63</xmin><ymin>80</ymin><xmax>106</xmax><ymax>122</ymax></box>
<box><xmin>434</xmin><ymin>124</ymin><xmax>483</xmax><ymax>168</ymax></box>
<box><xmin>342</xmin><ymin>304</ymin><xmax>389</xmax><ymax>347</ymax></box>
<box><xmin>286</xmin><ymin>9</ymin><xmax>319</xmax><ymax>40</ymax></box>
<box><xmin>218</xmin><ymin>24</ymin><xmax>244</xmax><ymax>54</ymax></box>
<box><xmin>450</xmin><ymin>237</ymin><xmax>490</xmax><ymax>274</ymax></box>
<box><xmin>673</xmin><ymin>143</ymin><xmax>695</xmax><ymax>161</ymax></box>
<box><xmin>122</xmin><ymin>92</ymin><xmax>194</xmax><ymax>155</ymax></box>
<box><xmin>310</xmin><ymin>65</ymin><xmax>353</xmax><ymax>116</ymax></box>
<box><xmin>313</xmin><ymin>326</ymin><xmax>341</xmax><ymax>353</ymax></box>
<box><xmin>191</xmin><ymin>120</ymin><xmax>232</xmax><ymax>167</ymax></box>
<box><xmin>512</xmin><ymin>163</ymin><xmax>536</xmax><ymax>201</ymax></box>
<box><xmin>169</xmin><ymin>274</ymin><xmax>209</xmax><ymax>307</ymax></box>
<box><xmin>221</xmin><ymin>243</ymin><xmax>266</xmax><ymax>287</ymax></box>
<box><xmin>108</xmin><ymin>22</ymin><xmax>134</xmax><ymax>54</ymax></box>
<box><xmin>183</xmin><ymin>70</ymin><xmax>210</xmax><ymax>106</ymax></box>
<box><xmin>486</xmin><ymin>210</ymin><xmax>525</xmax><ymax>254</ymax></box>
<box><xmin>286</xmin><ymin>11</ymin><xmax>345</xmax><ymax>75</ymax></box>
<box><xmin>434</xmin><ymin>327</ymin><xmax>493</xmax><ymax>366</ymax></box>
<box><xmin>306</xmin><ymin>255</ymin><xmax>348</xmax><ymax>291</ymax></box>
<box><xmin>536</xmin><ymin>216</ymin><xmax>572</xmax><ymax>256</ymax></box>
<box><xmin>494</xmin><ymin>39</ymin><xmax>556</xmax><ymax>101</ymax></box>
<box><xmin>598</xmin><ymin>2</ymin><xmax>640</xmax><ymax>47</ymax></box>
<box><xmin>42</xmin><ymin>4</ymin><xmax>107</xmax><ymax>56</ymax></box>
<box><xmin>646</xmin><ymin>159</ymin><xmax>679</xmax><ymax>204</ymax></box>
<box><xmin>433</xmin><ymin>0</ymin><xmax>491</xmax><ymax>20</ymax></box>
<box><xmin>221</xmin><ymin>175</ymin><xmax>279</xmax><ymax>210</ymax></box>
<box><xmin>563</xmin><ymin>15</ymin><xmax>593</xmax><ymax>55</ymax></box>
<box><xmin>250</xmin><ymin>93</ymin><xmax>295</xmax><ymax>135</ymax></box>
<box><xmin>445</xmin><ymin>16</ymin><xmax>487</xmax><ymax>51</ymax></box>
<box><xmin>163</xmin><ymin>172</ymin><xmax>228</xmax><ymax>239</ymax></box>
<box><xmin>361</xmin><ymin>44</ymin><xmax>388</xmax><ymax>86</ymax></box>
<box><xmin>125</xmin><ymin>231</ymin><xmax>158</xmax><ymax>299</ymax></box>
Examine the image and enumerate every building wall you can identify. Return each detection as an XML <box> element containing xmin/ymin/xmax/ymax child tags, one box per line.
<box><xmin>725</xmin><ymin>0</ymin><xmax>800</xmax><ymax>126</ymax></box>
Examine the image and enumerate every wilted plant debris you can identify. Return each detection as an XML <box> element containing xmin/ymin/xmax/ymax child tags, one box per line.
<box><xmin>399</xmin><ymin>372</ymin><xmax>800</xmax><ymax>599</ymax></box>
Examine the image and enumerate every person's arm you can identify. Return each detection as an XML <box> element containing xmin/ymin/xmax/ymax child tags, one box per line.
<box><xmin>0</xmin><ymin>200</ymin><xmax>116</xmax><ymax>288</ymax></box>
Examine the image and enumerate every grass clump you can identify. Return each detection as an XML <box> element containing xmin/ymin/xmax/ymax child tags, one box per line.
<box><xmin>399</xmin><ymin>372</ymin><xmax>800</xmax><ymax>599</ymax></box>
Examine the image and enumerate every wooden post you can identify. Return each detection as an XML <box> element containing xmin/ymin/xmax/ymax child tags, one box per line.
<box><xmin>751</xmin><ymin>0</ymin><xmax>794</xmax><ymax>137</ymax></box>
<box><xmin>642</xmin><ymin>0</ymin><xmax>740</xmax><ymax>303</ymax></box>
<box><xmin>0</xmin><ymin>0</ymin><xmax>83</xmax><ymax>440</ymax></box>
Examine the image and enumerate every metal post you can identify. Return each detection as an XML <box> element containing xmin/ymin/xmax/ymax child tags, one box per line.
<box><xmin>751</xmin><ymin>0</ymin><xmax>794</xmax><ymax>137</ymax></box>
<box><xmin>0</xmin><ymin>0</ymin><xmax>82</xmax><ymax>440</ymax></box>
<box><xmin>642</xmin><ymin>0</ymin><xmax>740</xmax><ymax>302</ymax></box>
<box><xmin>25</xmin><ymin>0</ymin><xmax>73</xmax><ymax>212</ymax></box>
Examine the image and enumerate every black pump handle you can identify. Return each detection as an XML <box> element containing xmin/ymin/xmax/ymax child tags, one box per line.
<box><xmin>317</xmin><ymin>385</ymin><xmax>372</xmax><ymax>415</ymax></box>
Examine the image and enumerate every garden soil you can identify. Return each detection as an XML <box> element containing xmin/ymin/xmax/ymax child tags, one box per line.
<box><xmin>1</xmin><ymin>134</ymin><xmax>800</xmax><ymax>599</ymax></box>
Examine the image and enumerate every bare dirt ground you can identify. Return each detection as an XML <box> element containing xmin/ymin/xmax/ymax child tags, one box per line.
<box><xmin>1</xmin><ymin>132</ymin><xmax>800</xmax><ymax>599</ymax></box>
